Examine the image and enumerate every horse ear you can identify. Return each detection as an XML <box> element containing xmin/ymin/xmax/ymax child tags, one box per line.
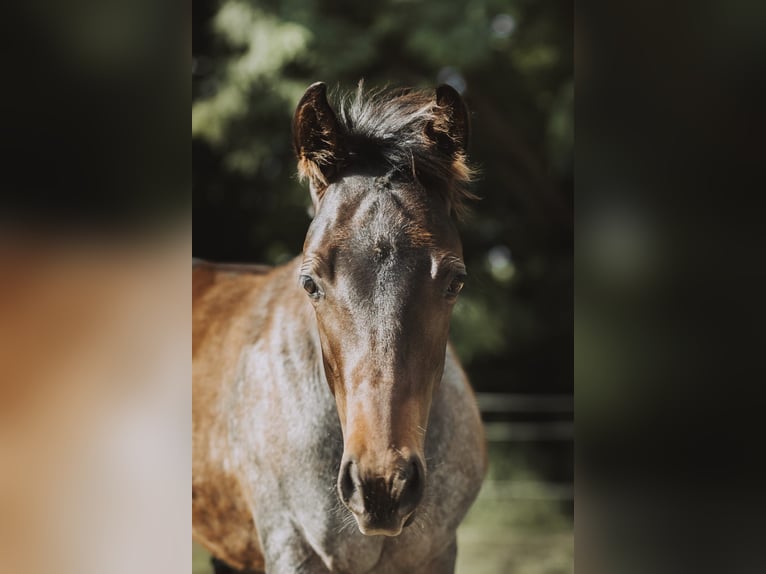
<box><xmin>293</xmin><ymin>82</ymin><xmax>344</xmax><ymax>196</ymax></box>
<box><xmin>427</xmin><ymin>84</ymin><xmax>470</xmax><ymax>157</ymax></box>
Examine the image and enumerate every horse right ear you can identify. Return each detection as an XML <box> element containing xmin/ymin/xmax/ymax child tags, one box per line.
<box><xmin>427</xmin><ymin>84</ymin><xmax>470</xmax><ymax>158</ymax></box>
<box><xmin>293</xmin><ymin>82</ymin><xmax>344</xmax><ymax>199</ymax></box>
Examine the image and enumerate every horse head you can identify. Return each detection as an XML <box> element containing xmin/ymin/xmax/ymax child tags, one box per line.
<box><xmin>293</xmin><ymin>82</ymin><xmax>474</xmax><ymax>536</ymax></box>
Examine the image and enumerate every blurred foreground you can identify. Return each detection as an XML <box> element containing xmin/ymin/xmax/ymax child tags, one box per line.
<box><xmin>0</xmin><ymin>226</ymin><xmax>191</xmax><ymax>574</ymax></box>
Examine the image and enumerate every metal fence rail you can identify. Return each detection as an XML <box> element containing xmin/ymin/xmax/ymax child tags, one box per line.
<box><xmin>476</xmin><ymin>393</ymin><xmax>573</xmax><ymax>442</ymax></box>
<box><xmin>476</xmin><ymin>393</ymin><xmax>574</xmax><ymax>414</ymax></box>
<box><xmin>483</xmin><ymin>421</ymin><xmax>573</xmax><ymax>441</ymax></box>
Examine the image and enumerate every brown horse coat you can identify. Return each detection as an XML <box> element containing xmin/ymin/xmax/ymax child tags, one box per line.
<box><xmin>193</xmin><ymin>83</ymin><xmax>486</xmax><ymax>573</ymax></box>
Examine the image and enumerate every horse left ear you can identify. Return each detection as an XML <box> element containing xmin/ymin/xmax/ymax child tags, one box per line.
<box><xmin>427</xmin><ymin>84</ymin><xmax>470</xmax><ymax>157</ymax></box>
<box><xmin>293</xmin><ymin>82</ymin><xmax>344</xmax><ymax>198</ymax></box>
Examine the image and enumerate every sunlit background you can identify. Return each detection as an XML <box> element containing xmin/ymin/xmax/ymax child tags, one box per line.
<box><xmin>192</xmin><ymin>0</ymin><xmax>572</xmax><ymax>572</ymax></box>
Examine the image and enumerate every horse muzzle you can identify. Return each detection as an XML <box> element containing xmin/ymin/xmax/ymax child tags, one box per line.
<box><xmin>337</xmin><ymin>453</ymin><xmax>425</xmax><ymax>536</ymax></box>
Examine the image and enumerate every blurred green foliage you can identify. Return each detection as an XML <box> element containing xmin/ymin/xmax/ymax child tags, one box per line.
<box><xmin>192</xmin><ymin>0</ymin><xmax>572</xmax><ymax>394</ymax></box>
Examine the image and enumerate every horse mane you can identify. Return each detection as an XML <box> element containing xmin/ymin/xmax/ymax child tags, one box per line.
<box><xmin>299</xmin><ymin>82</ymin><xmax>478</xmax><ymax>218</ymax></box>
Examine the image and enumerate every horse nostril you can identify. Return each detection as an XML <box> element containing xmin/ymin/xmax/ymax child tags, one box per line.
<box><xmin>398</xmin><ymin>457</ymin><xmax>425</xmax><ymax>515</ymax></box>
<box><xmin>339</xmin><ymin>458</ymin><xmax>358</xmax><ymax>504</ymax></box>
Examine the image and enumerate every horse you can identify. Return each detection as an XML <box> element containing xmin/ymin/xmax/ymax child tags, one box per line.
<box><xmin>193</xmin><ymin>81</ymin><xmax>487</xmax><ymax>573</ymax></box>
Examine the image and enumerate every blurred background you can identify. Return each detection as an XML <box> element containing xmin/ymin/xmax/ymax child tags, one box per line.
<box><xmin>192</xmin><ymin>0</ymin><xmax>572</xmax><ymax>572</ymax></box>
<box><xmin>5</xmin><ymin>0</ymin><xmax>764</xmax><ymax>572</ymax></box>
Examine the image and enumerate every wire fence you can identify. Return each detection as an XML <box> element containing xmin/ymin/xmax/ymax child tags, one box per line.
<box><xmin>476</xmin><ymin>393</ymin><xmax>573</xmax><ymax>500</ymax></box>
<box><xmin>457</xmin><ymin>393</ymin><xmax>574</xmax><ymax>573</ymax></box>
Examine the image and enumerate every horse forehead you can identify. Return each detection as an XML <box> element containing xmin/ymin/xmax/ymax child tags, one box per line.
<box><xmin>331</xmin><ymin>180</ymin><xmax>432</xmax><ymax>250</ymax></box>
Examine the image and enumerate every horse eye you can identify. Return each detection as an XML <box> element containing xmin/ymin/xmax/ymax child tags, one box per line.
<box><xmin>446</xmin><ymin>274</ymin><xmax>466</xmax><ymax>297</ymax></box>
<box><xmin>300</xmin><ymin>275</ymin><xmax>321</xmax><ymax>299</ymax></box>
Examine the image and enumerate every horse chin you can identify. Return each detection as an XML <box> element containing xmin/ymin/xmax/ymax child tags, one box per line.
<box><xmin>356</xmin><ymin>523</ymin><xmax>403</xmax><ymax>537</ymax></box>
<box><xmin>352</xmin><ymin>512</ymin><xmax>410</xmax><ymax>537</ymax></box>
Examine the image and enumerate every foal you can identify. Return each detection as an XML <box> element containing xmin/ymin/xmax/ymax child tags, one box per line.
<box><xmin>193</xmin><ymin>82</ymin><xmax>487</xmax><ymax>573</ymax></box>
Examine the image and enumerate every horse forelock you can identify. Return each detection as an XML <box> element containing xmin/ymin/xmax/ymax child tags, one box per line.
<box><xmin>299</xmin><ymin>83</ymin><xmax>477</xmax><ymax>219</ymax></box>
